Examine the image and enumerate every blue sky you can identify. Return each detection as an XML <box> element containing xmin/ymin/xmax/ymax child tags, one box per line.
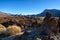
<box><xmin>0</xmin><ymin>0</ymin><xmax>60</xmax><ymax>15</ymax></box>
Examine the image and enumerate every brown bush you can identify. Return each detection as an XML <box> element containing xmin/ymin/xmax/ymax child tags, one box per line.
<box><xmin>7</xmin><ymin>25</ymin><xmax>22</xmax><ymax>36</ymax></box>
<box><xmin>0</xmin><ymin>24</ymin><xmax>6</xmax><ymax>34</ymax></box>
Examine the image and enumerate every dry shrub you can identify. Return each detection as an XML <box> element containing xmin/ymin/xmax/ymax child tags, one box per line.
<box><xmin>0</xmin><ymin>24</ymin><xmax>6</xmax><ymax>34</ymax></box>
<box><xmin>7</xmin><ymin>25</ymin><xmax>22</xmax><ymax>36</ymax></box>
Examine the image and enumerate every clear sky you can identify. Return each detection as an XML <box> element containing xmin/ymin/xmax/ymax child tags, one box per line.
<box><xmin>0</xmin><ymin>0</ymin><xmax>60</xmax><ymax>15</ymax></box>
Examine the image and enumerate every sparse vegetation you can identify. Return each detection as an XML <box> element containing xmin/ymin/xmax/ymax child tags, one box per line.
<box><xmin>0</xmin><ymin>12</ymin><xmax>59</xmax><ymax>40</ymax></box>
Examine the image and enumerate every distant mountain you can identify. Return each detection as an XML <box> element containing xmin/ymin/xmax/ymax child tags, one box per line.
<box><xmin>29</xmin><ymin>9</ymin><xmax>60</xmax><ymax>17</ymax></box>
<box><xmin>0</xmin><ymin>11</ymin><xmax>11</xmax><ymax>17</ymax></box>
<box><xmin>0</xmin><ymin>9</ymin><xmax>60</xmax><ymax>17</ymax></box>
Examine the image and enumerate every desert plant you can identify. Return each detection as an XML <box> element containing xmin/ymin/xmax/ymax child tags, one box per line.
<box><xmin>0</xmin><ymin>24</ymin><xmax>6</xmax><ymax>34</ymax></box>
<box><xmin>7</xmin><ymin>25</ymin><xmax>22</xmax><ymax>36</ymax></box>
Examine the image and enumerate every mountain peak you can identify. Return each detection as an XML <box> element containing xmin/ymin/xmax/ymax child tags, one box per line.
<box><xmin>30</xmin><ymin>9</ymin><xmax>60</xmax><ymax>17</ymax></box>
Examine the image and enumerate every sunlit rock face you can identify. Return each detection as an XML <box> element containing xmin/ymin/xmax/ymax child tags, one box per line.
<box><xmin>7</xmin><ymin>25</ymin><xmax>23</xmax><ymax>36</ymax></box>
<box><xmin>0</xmin><ymin>24</ymin><xmax>6</xmax><ymax>34</ymax></box>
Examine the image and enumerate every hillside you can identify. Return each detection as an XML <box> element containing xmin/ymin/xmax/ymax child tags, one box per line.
<box><xmin>0</xmin><ymin>11</ymin><xmax>11</xmax><ymax>17</ymax></box>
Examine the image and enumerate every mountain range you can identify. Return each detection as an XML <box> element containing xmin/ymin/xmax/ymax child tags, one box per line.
<box><xmin>28</xmin><ymin>9</ymin><xmax>60</xmax><ymax>17</ymax></box>
<box><xmin>36</xmin><ymin>9</ymin><xmax>60</xmax><ymax>17</ymax></box>
<box><xmin>0</xmin><ymin>9</ymin><xmax>60</xmax><ymax>17</ymax></box>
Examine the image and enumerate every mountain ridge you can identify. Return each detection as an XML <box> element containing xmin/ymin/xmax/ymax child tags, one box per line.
<box><xmin>0</xmin><ymin>11</ymin><xmax>12</xmax><ymax>17</ymax></box>
<box><xmin>35</xmin><ymin>9</ymin><xmax>60</xmax><ymax>17</ymax></box>
<box><xmin>0</xmin><ymin>9</ymin><xmax>60</xmax><ymax>17</ymax></box>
